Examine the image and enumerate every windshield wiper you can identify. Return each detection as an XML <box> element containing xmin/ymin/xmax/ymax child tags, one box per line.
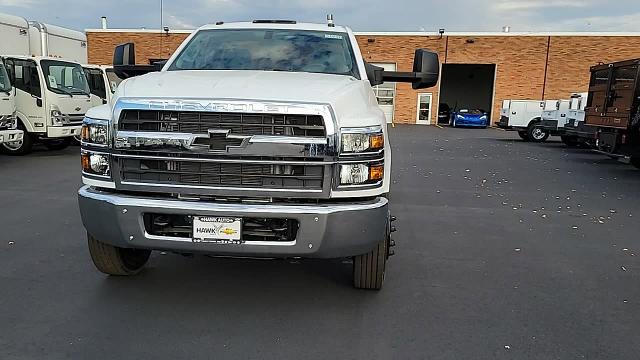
<box><xmin>51</xmin><ymin>87</ymin><xmax>74</xmax><ymax>97</ymax></box>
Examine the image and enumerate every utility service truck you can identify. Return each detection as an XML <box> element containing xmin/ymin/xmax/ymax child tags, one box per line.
<box><xmin>561</xmin><ymin>92</ymin><xmax>595</xmax><ymax>147</ymax></box>
<box><xmin>0</xmin><ymin>12</ymin><xmax>92</xmax><ymax>154</ymax></box>
<box><xmin>585</xmin><ymin>58</ymin><xmax>640</xmax><ymax>168</ymax></box>
<box><xmin>77</xmin><ymin>20</ymin><xmax>440</xmax><ymax>290</ymax></box>
<box><xmin>536</xmin><ymin>99</ymin><xmax>571</xmax><ymax>141</ymax></box>
<box><xmin>497</xmin><ymin>99</ymin><xmax>546</xmax><ymax>141</ymax></box>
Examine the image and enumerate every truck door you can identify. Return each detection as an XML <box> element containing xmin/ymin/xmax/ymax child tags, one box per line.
<box><xmin>4</xmin><ymin>58</ymin><xmax>46</xmax><ymax>133</ymax></box>
<box><xmin>83</xmin><ymin>67</ymin><xmax>107</xmax><ymax>107</ymax></box>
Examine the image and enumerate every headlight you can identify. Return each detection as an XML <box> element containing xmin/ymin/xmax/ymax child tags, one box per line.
<box><xmin>81</xmin><ymin>151</ymin><xmax>111</xmax><ymax>177</ymax></box>
<box><xmin>81</xmin><ymin>119</ymin><xmax>109</xmax><ymax>145</ymax></box>
<box><xmin>339</xmin><ymin>163</ymin><xmax>384</xmax><ymax>185</ymax></box>
<box><xmin>0</xmin><ymin>113</ymin><xmax>16</xmax><ymax>129</ymax></box>
<box><xmin>480</xmin><ymin>115</ymin><xmax>487</xmax><ymax>120</ymax></box>
<box><xmin>51</xmin><ymin>109</ymin><xmax>64</xmax><ymax>126</ymax></box>
<box><xmin>341</xmin><ymin>127</ymin><xmax>384</xmax><ymax>154</ymax></box>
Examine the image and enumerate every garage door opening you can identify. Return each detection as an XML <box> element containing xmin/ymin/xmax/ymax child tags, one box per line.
<box><xmin>438</xmin><ymin>64</ymin><xmax>496</xmax><ymax>125</ymax></box>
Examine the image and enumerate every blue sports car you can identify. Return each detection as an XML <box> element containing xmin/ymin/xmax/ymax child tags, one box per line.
<box><xmin>450</xmin><ymin>109</ymin><xmax>489</xmax><ymax>128</ymax></box>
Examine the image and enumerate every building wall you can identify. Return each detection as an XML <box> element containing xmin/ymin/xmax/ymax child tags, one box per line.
<box><xmin>87</xmin><ymin>31</ymin><xmax>640</xmax><ymax>125</ymax></box>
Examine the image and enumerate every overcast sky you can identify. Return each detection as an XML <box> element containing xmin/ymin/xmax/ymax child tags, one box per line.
<box><xmin>1</xmin><ymin>0</ymin><xmax>639</xmax><ymax>32</ymax></box>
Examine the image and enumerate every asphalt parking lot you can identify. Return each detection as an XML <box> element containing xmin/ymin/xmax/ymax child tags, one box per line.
<box><xmin>1</xmin><ymin>126</ymin><xmax>639</xmax><ymax>359</ymax></box>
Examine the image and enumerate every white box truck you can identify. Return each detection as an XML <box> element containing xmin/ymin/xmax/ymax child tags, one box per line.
<box><xmin>536</xmin><ymin>99</ymin><xmax>571</xmax><ymax>141</ymax></box>
<box><xmin>83</xmin><ymin>65</ymin><xmax>120</xmax><ymax>108</ymax></box>
<box><xmin>0</xmin><ymin>12</ymin><xmax>92</xmax><ymax>154</ymax></box>
<box><xmin>0</xmin><ymin>57</ymin><xmax>23</xmax><ymax>146</ymax></box>
<box><xmin>496</xmin><ymin>99</ymin><xmax>547</xmax><ymax>141</ymax></box>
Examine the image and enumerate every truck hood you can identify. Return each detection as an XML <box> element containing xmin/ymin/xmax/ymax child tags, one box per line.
<box><xmin>114</xmin><ymin>70</ymin><xmax>386</xmax><ymax>128</ymax></box>
<box><xmin>53</xmin><ymin>95</ymin><xmax>93</xmax><ymax>115</ymax></box>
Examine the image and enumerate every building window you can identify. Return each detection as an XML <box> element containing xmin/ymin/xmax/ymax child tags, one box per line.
<box><xmin>416</xmin><ymin>93</ymin><xmax>432</xmax><ymax>125</ymax></box>
<box><xmin>371</xmin><ymin>63</ymin><xmax>396</xmax><ymax>123</ymax></box>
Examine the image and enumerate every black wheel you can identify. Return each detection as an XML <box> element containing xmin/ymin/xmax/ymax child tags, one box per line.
<box><xmin>631</xmin><ymin>156</ymin><xmax>640</xmax><ymax>169</ymax></box>
<box><xmin>88</xmin><ymin>233</ymin><xmax>151</xmax><ymax>276</ymax></box>
<box><xmin>1</xmin><ymin>122</ymin><xmax>33</xmax><ymax>155</ymax></box>
<box><xmin>527</xmin><ymin>124</ymin><xmax>549</xmax><ymax>142</ymax></box>
<box><xmin>353</xmin><ymin>219</ymin><xmax>390</xmax><ymax>290</ymax></box>
<box><xmin>518</xmin><ymin>131</ymin><xmax>529</xmax><ymax>141</ymax></box>
<box><xmin>561</xmin><ymin>136</ymin><xmax>579</xmax><ymax>147</ymax></box>
<box><xmin>42</xmin><ymin>137</ymin><xmax>71</xmax><ymax>151</ymax></box>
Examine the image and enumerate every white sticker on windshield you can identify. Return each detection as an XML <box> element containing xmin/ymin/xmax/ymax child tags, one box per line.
<box><xmin>47</xmin><ymin>75</ymin><xmax>58</xmax><ymax>88</ymax></box>
<box><xmin>325</xmin><ymin>34</ymin><xmax>343</xmax><ymax>40</ymax></box>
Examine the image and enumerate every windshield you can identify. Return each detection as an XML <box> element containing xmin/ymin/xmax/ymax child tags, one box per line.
<box><xmin>459</xmin><ymin>109</ymin><xmax>485</xmax><ymax>115</ymax></box>
<box><xmin>41</xmin><ymin>60</ymin><xmax>90</xmax><ymax>96</ymax></box>
<box><xmin>0</xmin><ymin>61</ymin><xmax>11</xmax><ymax>93</ymax></box>
<box><xmin>169</xmin><ymin>29</ymin><xmax>360</xmax><ymax>78</ymax></box>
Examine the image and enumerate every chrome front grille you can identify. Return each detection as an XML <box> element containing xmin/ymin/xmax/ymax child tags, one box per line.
<box><xmin>119</xmin><ymin>158</ymin><xmax>324</xmax><ymax>190</ymax></box>
<box><xmin>119</xmin><ymin>110</ymin><xmax>326</xmax><ymax>137</ymax></box>
<box><xmin>108</xmin><ymin>99</ymin><xmax>336</xmax><ymax>198</ymax></box>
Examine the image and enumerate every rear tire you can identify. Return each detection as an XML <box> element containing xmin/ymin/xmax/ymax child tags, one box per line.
<box><xmin>42</xmin><ymin>137</ymin><xmax>71</xmax><ymax>151</ymax></box>
<box><xmin>518</xmin><ymin>131</ymin><xmax>529</xmax><ymax>141</ymax></box>
<box><xmin>1</xmin><ymin>123</ymin><xmax>33</xmax><ymax>155</ymax></box>
<box><xmin>88</xmin><ymin>233</ymin><xmax>151</xmax><ymax>276</ymax></box>
<box><xmin>353</xmin><ymin>229</ymin><xmax>389</xmax><ymax>290</ymax></box>
<box><xmin>527</xmin><ymin>124</ymin><xmax>549</xmax><ymax>142</ymax></box>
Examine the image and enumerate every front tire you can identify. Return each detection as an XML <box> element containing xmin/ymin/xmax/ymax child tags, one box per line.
<box><xmin>527</xmin><ymin>124</ymin><xmax>549</xmax><ymax>142</ymax></box>
<box><xmin>42</xmin><ymin>137</ymin><xmax>71</xmax><ymax>151</ymax></box>
<box><xmin>353</xmin><ymin>222</ymin><xmax>389</xmax><ymax>290</ymax></box>
<box><xmin>88</xmin><ymin>234</ymin><xmax>151</xmax><ymax>276</ymax></box>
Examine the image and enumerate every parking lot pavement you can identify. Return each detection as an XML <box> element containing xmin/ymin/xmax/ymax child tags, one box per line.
<box><xmin>1</xmin><ymin>127</ymin><xmax>639</xmax><ymax>359</ymax></box>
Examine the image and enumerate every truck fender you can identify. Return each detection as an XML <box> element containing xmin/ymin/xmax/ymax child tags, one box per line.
<box><xmin>527</xmin><ymin>117</ymin><xmax>541</xmax><ymax>128</ymax></box>
<box><xmin>15</xmin><ymin>113</ymin><xmax>37</xmax><ymax>133</ymax></box>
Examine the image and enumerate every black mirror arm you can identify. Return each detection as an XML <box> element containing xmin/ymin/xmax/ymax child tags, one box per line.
<box><xmin>381</xmin><ymin>71</ymin><xmax>425</xmax><ymax>83</ymax></box>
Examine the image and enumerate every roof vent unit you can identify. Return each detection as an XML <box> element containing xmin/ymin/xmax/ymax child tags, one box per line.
<box><xmin>502</xmin><ymin>25</ymin><xmax>510</xmax><ymax>33</ymax></box>
<box><xmin>327</xmin><ymin>14</ymin><xmax>335</xmax><ymax>27</ymax></box>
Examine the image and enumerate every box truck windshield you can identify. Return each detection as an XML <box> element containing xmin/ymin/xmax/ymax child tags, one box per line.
<box><xmin>41</xmin><ymin>59</ymin><xmax>89</xmax><ymax>96</ymax></box>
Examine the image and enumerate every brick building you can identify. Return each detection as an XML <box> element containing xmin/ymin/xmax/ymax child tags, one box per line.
<box><xmin>86</xmin><ymin>28</ymin><xmax>640</xmax><ymax>125</ymax></box>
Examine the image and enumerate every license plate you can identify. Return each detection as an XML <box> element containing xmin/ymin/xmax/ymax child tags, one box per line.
<box><xmin>192</xmin><ymin>216</ymin><xmax>242</xmax><ymax>243</ymax></box>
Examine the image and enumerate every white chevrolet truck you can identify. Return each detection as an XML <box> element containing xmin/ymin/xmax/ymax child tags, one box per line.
<box><xmin>78</xmin><ymin>20</ymin><xmax>439</xmax><ymax>289</ymax></box>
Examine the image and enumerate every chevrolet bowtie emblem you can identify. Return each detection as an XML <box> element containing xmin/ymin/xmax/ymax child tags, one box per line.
<box><xmin>75</xmin><ymin>107</ymin><xmax>82</xmax><ymax>112</ymax></box>
<box><xmin>191</xmin><ymin>129</ymin><xmax>249</xmax><ymax>152</ymax></box>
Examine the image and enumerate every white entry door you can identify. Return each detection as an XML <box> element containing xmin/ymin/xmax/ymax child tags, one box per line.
<box><xmin>372</xmin><ymin>63</ymin><xmax>396</xmax><ymax>123</ymax></box>
<box><xmin>416</xmin><ymin>93</ymin><xmax>432</xmax><ymax>125</ymax></box>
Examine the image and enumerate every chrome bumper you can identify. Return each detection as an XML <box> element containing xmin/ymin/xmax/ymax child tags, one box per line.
<box><xmin>78</xmin><ymin>186</ymin><xmax>388</xmax><ymax>258</ymax></box>
<box><xmin>0</xmin><ymin>129</ymin><xmax>23</xmax><ymax>144</ymax></box>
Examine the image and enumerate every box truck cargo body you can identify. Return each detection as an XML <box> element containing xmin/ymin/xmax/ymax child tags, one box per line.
<box><xmin>585</xmin><ymin>58</ymin><xmax>640</xmax><ymax>168</ymax></box>
<box><xmin>28</xmin><ymin>22</ymin><xmax>88</xmax><ymax>64</ymax></box>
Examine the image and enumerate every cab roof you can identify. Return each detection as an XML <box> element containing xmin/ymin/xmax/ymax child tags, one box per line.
<box><xmin>198</xmin><ymin>21</ymin><xmax>351</xmax><ymax>33</ymax></box>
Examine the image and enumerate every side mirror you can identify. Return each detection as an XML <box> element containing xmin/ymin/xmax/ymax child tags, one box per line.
<box><xmin>113</xmin><ymin>43</ymin><xmax>163</xmax><ymax>79</ymax></box>
<box><xmin>113</xmin><ymin>43</ymin><xmax>135</xmax><ymax>66</ymax></box>
<box><xmin>366</xmin><ymin>49</ymin><xmax>440</xmax><ymax>89</ymax></box>
<box><xmin>411</xmin><ymin>49</ymin><xmax>440</xmax><ymax>89</ymax></box>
